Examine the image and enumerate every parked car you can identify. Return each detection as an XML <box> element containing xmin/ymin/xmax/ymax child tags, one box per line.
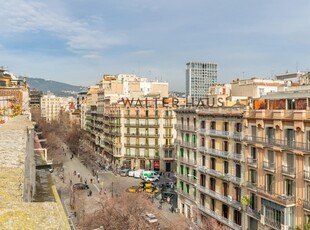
<box><xmin>143</xmin><ymin>213</ymin><xmax>158</xmax><ymax>223</ymax></box>
<box><xmin>126</xmin><ymin>186</ymin><xmax>142</xmax><ymax>193</ymax></box>
<box><xmin>120</xmin><ymin>169</ymin><xmax>130</xmax><ymax>177</ymax></box>
<box><xmin>128</xmin><ymin>170</ymin><xmax>135</xmax><ymax>177</ymax></box>
<box><xmin>139</xmin><ymin>181</ymin><xmax>155</xmax><ymax>189</ymax></box>
<box><xmin>134</xmin><ymin>169</ymin><xmax>144</xmax><ymax>178</ymax></box>
<box><xmin>72</xmin><ymin>183</ymin><xmax>89</xmax><ymax>190</ymax></box>
<box><xmin>126</xmin><ymin>170</ymin><xmax>133</xmax><ymax>176</ymax></box>
<box><xmin>145</xmin><ymin>186</ymin><xmax>159</xmax><ymax>193</ymax></box>
<box><xmin>144</xmin><ymin>176</ymin><xmax>159</xmax><ymax>182</ymax></box>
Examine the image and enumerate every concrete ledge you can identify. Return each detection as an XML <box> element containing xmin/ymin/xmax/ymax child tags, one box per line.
<box><xmin>51</xmin><ymin>184</ymin><xmax>71</xmax><ymax>230</ymax></box>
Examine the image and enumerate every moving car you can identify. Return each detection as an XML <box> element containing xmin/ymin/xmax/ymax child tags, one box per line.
<box><xmin>72</xmin><ymin>183</ymin><xmax>89</xmax><ymax>190</ymax></box>
<box><xmin>126</xmin><ymin>186</ymin><xmax>143</xmax><ymax>193</ymax></box>
<box><xmin>143</xmin><ymin>213</ymin><xmax>158</xmax><ymax>223</ymax></box>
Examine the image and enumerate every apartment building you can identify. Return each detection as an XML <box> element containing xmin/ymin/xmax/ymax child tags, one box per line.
<box><xmin>100</xmin><ymin>99</ymin><xmax>175</xmax><ymax>171</ymax></box>
<box><xmin>276</xmin><ymin>71</ymin><xmax>310</xmax><ymax>85</ymax></box>
<box><xmin>230</xmin><ymin>78</ymin><xmax>284</xmax><ymax>99</ymax></box>
<box><xmin>84</xmin><ymin>74</ymin><xmax>176</xmax><ymax>171</ymax></box>
<box><xmin>175</xmin><ymin>104</ymin><xmax>245</xmax><ymax>229</ymax></box>
<box><xmin>0</xmin><ymin>68</ymin><xmax>30</xmax><ymax>123</ymax></box>
<box><xmin>40</xmin><ymin>93</ymin><xmax>61</xmax><ymax>122</ymax></box>
<box><xmin>243</xmin><ymin>89</ymin><xmax>310</xmax><ymax>230</ymax></box>
<box><xmin>29</xmin><ymin>89</ymin><xmax>43</xmax><ymax>109</ymax></box>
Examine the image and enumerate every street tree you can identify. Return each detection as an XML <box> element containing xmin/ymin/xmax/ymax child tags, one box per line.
<box><xmin>77</xmin><ymin>193</ymin><xmax>167</xmax><ymax>230</ymax></box>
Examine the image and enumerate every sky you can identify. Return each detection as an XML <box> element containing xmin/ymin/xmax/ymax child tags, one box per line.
<box><xmin>1</xmin><ymin>0</ymin><xmax>310</xmax><ymax>91</ymax></box>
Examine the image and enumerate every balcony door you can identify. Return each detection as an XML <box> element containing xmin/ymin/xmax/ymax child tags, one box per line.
<box><xmin>222</xmin><ymin>204</ymin><xmax>229</xmax><ymax>219</ymax></box>
<box><xmin>285</xmin><ymin>129</ymin><xmax>294</xmax><ymax>148</ymax></box>
<box><xmin>251</xmin><ymin>125</ymin><xmax>257</xmax><ymax>140</ymax></box>
<box><xmin>266</xmin><ymin>127</ymin><xmax>274</xmax><ymax>144</ymax></box>
<box><xmin>306</xmin><ymin>184</ymin><xmax>310</xmax><ymax>202</ymax></box>
<box><xmin>266</xmin><ymin>174</ymin><xmax>274</xmax><ymax>193</ymax></box>
<box><xmin>251</xmin><ymin>147</ymin><xmax>257</xmax><ymax>160</ymax></box>
<box><xmin>223</xmin><ymin>182</ymin><xmax>228</xmax><ymax>197</ymax></box>
<box><xmin>307</xmin><ymin>130</ymin><xmax>310</xmax><ymax>150</ymax></box>
<box><xmin>284</xmin><ymin>179</ymin><xmax>294</xmax><ymax>197</ymax></box>
<box><xmin>235</xmin><ymin>164</ymin><xmax>241</xmax><ymax>178</ymax></box>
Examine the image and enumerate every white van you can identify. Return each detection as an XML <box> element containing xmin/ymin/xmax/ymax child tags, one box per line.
<box><xmin>134</xmin><ymin>169</ymin><xmax>144</xmax><ymax>178</ymax></box>
<box><xmin>141</xmin><ymin>171</ymin><xmax>158</xmax><ymax>180</ymax></box>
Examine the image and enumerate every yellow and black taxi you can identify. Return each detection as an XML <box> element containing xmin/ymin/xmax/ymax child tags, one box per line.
<box><xmin>145</xmin><ymin>186</ymin><xmax>159</xmax><ymax>193</ymax></box>
<box><xmin>139</xmin><ymin>181</ymin><xmax>155</xmax><ymax>189</ymax></box>
<box><xmin>126</xmin><ymin>185</ymin><xmax>143</xmax><ymax>193</ymax></box>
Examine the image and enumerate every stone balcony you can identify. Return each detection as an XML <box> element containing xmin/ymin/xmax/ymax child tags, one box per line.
<box><xmin>197</xmin><ymin>205</ymin><xmax>242</xmax><ymax>230</ymax></box>
<box><xmin>197</xmin><ymin>185</ymin><xmax>242</xmax><ymax>210</ymax></box>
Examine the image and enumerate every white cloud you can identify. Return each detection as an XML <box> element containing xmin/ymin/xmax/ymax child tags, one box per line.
<box><xmin>131</xmin><ymin>50</ymin><xmax>154</xmax><ymax>56</ymax></box>
<box><xmin>0</xmin><ymin>0</ymin><xmax>125</xmax><ymax>53</ymax></box>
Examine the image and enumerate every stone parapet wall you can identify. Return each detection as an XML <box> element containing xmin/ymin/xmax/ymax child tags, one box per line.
<box><xmin>0</xmin><ymin>116</ymin><xmax>69</xmax><ymax>229</ymax></box>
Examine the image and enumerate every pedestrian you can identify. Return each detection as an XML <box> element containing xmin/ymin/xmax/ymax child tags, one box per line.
<box><xmin>85</xmin><ymin>179</ymin><xmax>87</xmax><ymax>185</ymax></box>
<box><xmin>90</xmin><ymin>178</ymin><xmax>93</xmax><ymax>184</ymax></box>
<box><xmin>88</xmin><ymin>190</ymin><xmax>92</xmax><ymax>197</ymax></box>
<box><xmin>70</xmin><ymin>179</ymin><xmax>72</xmax><ymax>186</ymax></box>
<box><xmin>97</xmin><ymin>178</ymin><xmax>100</xmax><ymax>184</ymax></box>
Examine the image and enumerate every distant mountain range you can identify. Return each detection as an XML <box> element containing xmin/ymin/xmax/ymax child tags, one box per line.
<box><xmin>26</xmin><ymin>77</ymin><xmax>87</xmax><ymax>97</ymax></box>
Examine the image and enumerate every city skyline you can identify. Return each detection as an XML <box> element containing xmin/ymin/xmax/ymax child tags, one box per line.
<box><xmin>1</xmin><ymin>0</ymin><xmax>310</xmax><ymax>91</ymax></box>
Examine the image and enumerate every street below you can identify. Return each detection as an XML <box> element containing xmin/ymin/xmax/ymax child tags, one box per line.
<box><xmin>52</xmin><ymin>144</ymin><xmax>194</xmax><ymax>230</ymax></box>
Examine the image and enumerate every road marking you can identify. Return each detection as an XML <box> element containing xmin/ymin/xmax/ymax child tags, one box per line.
<box><xmin>93</xmin><ymin>184</ymin><xmax>100</xmax><ymax>192</ymax></box>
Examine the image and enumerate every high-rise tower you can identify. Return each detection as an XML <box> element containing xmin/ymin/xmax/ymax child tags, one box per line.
<box><xmin>186</xmin><ymin>62</ymin><xmax>217</xmax><ymax>102</ymax></box>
